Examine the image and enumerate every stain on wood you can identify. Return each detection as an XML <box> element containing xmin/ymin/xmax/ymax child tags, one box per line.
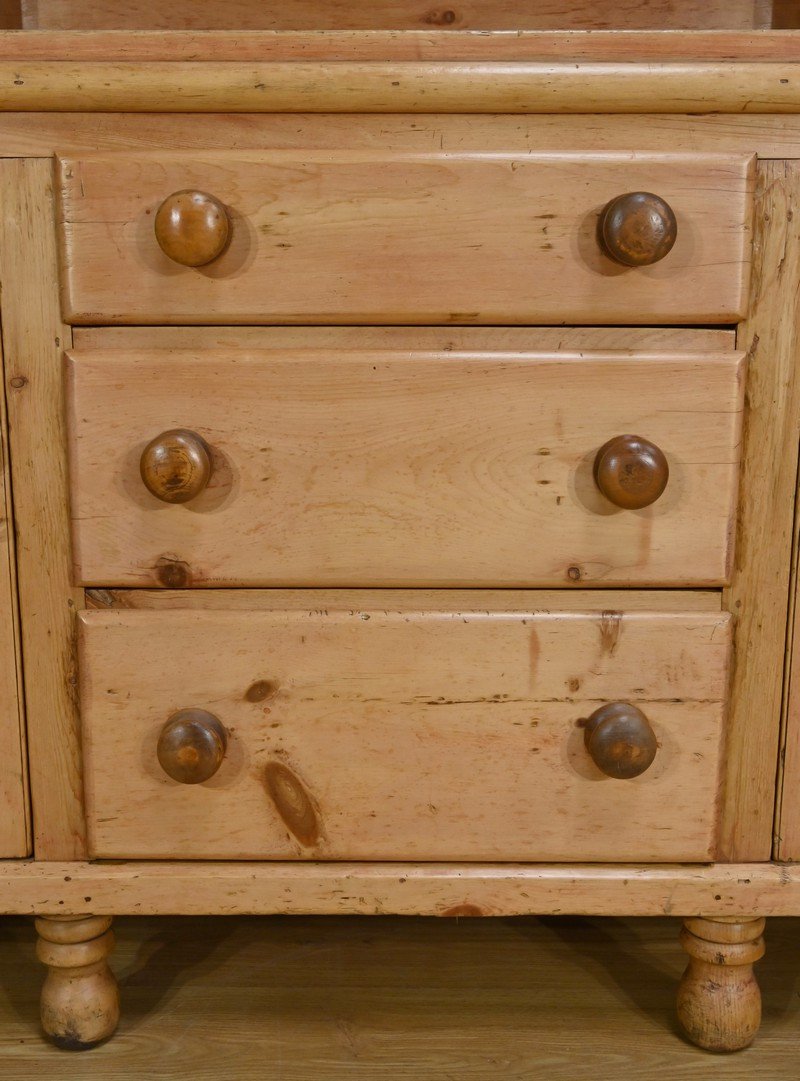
<box><xmin>264</xmin><ymin>760</ymin><xmax>321</xmax><ymax>847</ymax></box>
<box><xmin>155</xmin><ymin>556</ymin><xmax>192</xmax><ymax>588</ymax></box>
<box><xmin>599</xmin><ymin>611</ymin><xmax>623</xmax><ymax>656</ymax></box>
<box><xmin>441</xmin><ymin>903</ymin><xmax>488</xmax><ymax>917</ymax></box>
<box><xmin>245</xmin><ymin>679</ymin><xmax>278</xmax><ymax>703</ymax></box>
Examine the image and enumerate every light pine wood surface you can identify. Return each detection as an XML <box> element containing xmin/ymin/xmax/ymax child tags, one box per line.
<box><xmin>0</xmin><ymin>159</ymin><xmax>85</xmax><ymax>860</ymax></box>
<box><xmin>78</xmin><ymin>602</ymin><xmax>731</xmax><ymax>861</ymax></box>
<box><xmin>720</xmin><ymin>161</ymin><xmax>800</xmax><ymax>862</ymax></box>
<box><xmin>4</xmin><ymin>114</ymin><xmax>800</xmax><ymax>161</ymax></box>
<box><xmin>66</xmin><ymin>349</ymin><xmax>745</xmax><ymax>587</ymax></box>
<box><xmin>7</xmin><ymin>859</ymin><xmax>800</xmax><ymax>917</ymax></box>
<box><xmin>2</xmin><ymin>913</ymin><xmax>800</xmax><ymax>1075</ymax></box>
<box><xmin>1</xmin><ymin>113</ymin><xmax>799</xmax><ymax>161</ymax></box>
<box><xmin>0</xmin><ymin>319</ymin><xmax>29</xmax><ymax>856</ymax></box>
<box><xmin>774</xmin><ymin>446</ymin><xmax>800</xmax><ymax>860</ymax></box>
<box><xmin>73</xmin><ymin>325</ymin><xmax>736</xmax><ymax>353</ymax></box>
<box><xmin>6</xmin><ymin>60</ymin><xmax>800</xmax><ymax>114</ymax></box>
<box><xmin>6</xmin><ymin>29</ymin><xmax>800</xmax><ymax>62</ymax></box>
<box><xmin>57</xmin><ymin>152</ymin><xmax>754</xmax><ymax>324</ymax></box>
<box><xmin>20</xmin><ymin>0</ymin><xmax>772</xmax><ymax>31</ymax></box>
<box><xmin>84</xmin><ymin>587</ymin><xmax>724</xmax><ymax>613</ymax></box>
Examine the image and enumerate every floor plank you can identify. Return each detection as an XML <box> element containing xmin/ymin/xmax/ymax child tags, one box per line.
<box><xmin>0</xmin><ymin>914</ymin><xmax>798</xmax><ymax>1075</ymax></box>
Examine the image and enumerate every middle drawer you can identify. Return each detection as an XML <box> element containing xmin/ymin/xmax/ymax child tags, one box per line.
<box><xmin>66</xmin><ymin>331</ymin><xmax>744</xmax><ymax>588</ymax></box>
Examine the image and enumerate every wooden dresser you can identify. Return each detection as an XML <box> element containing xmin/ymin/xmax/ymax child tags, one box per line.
<box><xmin>2</xmin><ymin>0</ymin><xmax>800</xmax><ymax>1056</ymax></box>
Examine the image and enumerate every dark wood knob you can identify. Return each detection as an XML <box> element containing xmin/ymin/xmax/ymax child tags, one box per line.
<box><xmin>140</xmin><ymin>428</ymin><xmax>212</xmax><ymax>504</ymax></box>
<box><xmin>154</xmin><ymin>189</ymin><xmax>230</xmax><ymax>267</ymax></box>
<box><xmin>594</xmin><ymin>434</ymin><xmax>669</xmax><ymax>510</ymax></box>
<box><xmin>599</xmin><ymin>192</ymin><xmax>677</xmax><ymax>267</ymax></box>
<box><xmin>583</xmin><ymin>702</ymin><xmax>657</xmax><ymax>779</ymax></box>
<box><xmin>157</xmin><ymin>709</ymin><xmax>228</xmax><ymax>784</ymax></box>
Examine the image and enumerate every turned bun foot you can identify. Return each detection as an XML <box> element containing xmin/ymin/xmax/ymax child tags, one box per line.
<box><xmin>677</xmin><ymin>916</ymin><xmax>765</xmax><ymax>1052</ymax></box>
<box><xmin>36</xmin><ymin>915</ymin><xmax>120</xmax><ymax>1050</ymax></box>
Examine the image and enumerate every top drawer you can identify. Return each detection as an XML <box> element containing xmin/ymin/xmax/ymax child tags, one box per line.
<box><xmin>57</xmin><ymin>152</ymin><xmax>755</xmax><ymax>325</ymax></box>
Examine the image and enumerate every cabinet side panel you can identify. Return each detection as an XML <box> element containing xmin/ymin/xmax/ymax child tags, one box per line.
<box><xmin>774</xmin><ymin>439</ymin><xmax>800</xmax><ymax>859</ymax></box>
<box><xmin>721</xmin><ymin>160</ymin><xmax>800</xmax><ymax>860</ymax></box>
<box><xmin>0</xmin><ymin>317</ymin><xmax>29</xmax><ymax>855</ymax></box>
<box><xmin>0</xmin><ymin>158</ymin><xmax>86</xmax><ymax>859</ymax></box>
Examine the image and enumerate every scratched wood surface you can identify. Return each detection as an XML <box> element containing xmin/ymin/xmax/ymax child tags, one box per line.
<box><xmin>74</xmin><ymin>326</ymin><xmax>736</xmax><ymax>352</ymax></box>
<box><xmin>78</xmin><ymin>600</ymin><xmax>731</xmax><ymax>861</ymax></box>
<box><xmin>57</xmin><ymin>152</ymin><xmax>754</xmax><ymax>324</ymax></box>
<box><xmin>10</xmin><ymin>857</ymin><xmax>800</xmax><ymax>916</ymax></box>
<box><xmin>773</xmin><ymin>439</ymin><xmax>800</xmax><ymax>861</ymax></box>
<box><xmin>84</xmin><ymin>587</ymin><xmax>724</xmax><ymax>613</ymax></box>
<box><xmin>8</xmin><ymin>59</ymin><xmax>800</xmax><ymax>114</ymax></box>
<box><xmin>0</xmin><ymin>320</ymin><xmax>29</xmax><ymax>856</ymax></box>
<box><xmin>1</xmin><ymin>114</ymin><xmax>798</xmax><ymax>161</ymax></box>
<box><xmin>66</xmin><ymin>347</ymin><xmax>745</xmax><ymax>588</ymax></box>
<box><xmin>20</xmin><ymin>0</ymin><xmax>772</xmax><ymax>30</ymax></box>
<box><xmin>720</xmin><ymin>162</ymin><xmax>800</xmax><ymax>861</ymax></box>
<box><xmin>0</xmin><ymin>160</ymin><xmax>86</xmax><ymax>860</ymax></box>
<box><xmin>8</xmin><ymin>29</ymin><xmax>800</xmax><ymax>60</ymax></box>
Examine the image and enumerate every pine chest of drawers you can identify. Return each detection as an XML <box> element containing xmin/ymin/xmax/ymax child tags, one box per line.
<box><xmin>3</xmin><ymin>4</ymin><xmax>800</xmax><ymax>1059</ymax></box>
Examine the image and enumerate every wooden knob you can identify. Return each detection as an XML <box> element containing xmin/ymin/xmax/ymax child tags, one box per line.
<box><xmin>594</xmin><ymin>434</ymin><xmax>668</xmax><ymax>510</ymax></box>
<box><xmin>140</xmin><ymin>428</ymin><xmax>212</xmax><ymax>504</ymax></box>
<box><xmin>157</xmin><ymin>709</ymin><xmax>228</xmax><ymax>784</ymax></box>
<box><xmin>583</xmin><ymin>702</ymin><xmax>657</xmax><ymax>779</ymax></box>
<box><xmin>599</xmin><ymin>191</ymin><xmax>677</xmax><ymax>267</ymax></box>
<box><xmin>154</xmin><ymin>189</ymin><xmax>230</xmax><ymax>267</ymax></box>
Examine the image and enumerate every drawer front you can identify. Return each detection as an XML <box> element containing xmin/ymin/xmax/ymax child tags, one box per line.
<box><xmin>58</xmin><ymin>152</ymin><xmax>754</xmax><ymax>324</ymax></box>
<box><xmin>67</xmin><ymin>346</ymin><xmax>745</xmax><ymax>588</ymax></box>
<box><xmin>79</xmin><ymin>595</ymin><xmax>731</xmax><ymax>861</ymax></box>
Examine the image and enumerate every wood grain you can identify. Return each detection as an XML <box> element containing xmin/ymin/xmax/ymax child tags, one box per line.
<box><xmin>677</xmin><ymin>916</ymin><xmax>765</xmax><ymax>1052</ymax></box>
<box><xmin>6</xmin><ymin>860</ymin><xmax>800</xmax><ymax>916</ymax></box>
<box><xmin>66</xmin><ymin>348</ymin><xmax>745</xmax><ymax>588</ymax></box>
<box><xmin>36</xmin><ymin>914</ymin><xmax>119</xmax><ymax>1050</ymax></box>
<box><xmin>773</xmin><ymin>439</ymin><xmax>800</xmax><ymax>860</ymax></box>
<box><xmin>84</xmin><ymin>588</ymin><xmax>724</xmax><ymax>613</ymax></box>
<box><xmin>5</xmin><ymin>28</ymin><xmax>800</xmax><ymax>61</ymax></box>
<box><xmin>720</xmin><ymin>162</ymin><xmax>800</xmax><ymax>862</ymax></box>
<box><xmin>3</xmin><ymin>114</ymin><xmax>800</xmax><ymax>161</ymax></box>
<box><xmin>78</xmin><ymin>601</ymin><xmax>731</xmax><ymax>861</ymax></box>
<box><xmin>73</xmin><ymin>325</ymin><xmax>737</xmax><ymax>352</ymax></box>
<box><xmin>5</xmin><ymin>61</ymin><xmax>800</xmax><ymax>114</ymax></box>
<box><xmin>20</xmin><ymin>0</ymin><xmax>771</xmax><ymax>31</ymax></box>
<box><xmin>0</xmin><ymin>298</ymin><xmax>29</xmax><ymax>857</ymax></box>
<box><xmin>5</xmin><ymin>912</ymin><xmax>800</xmax><ymax>1075</ymax></box>
<box><xmin>57</xmin><ymin>152</ymin><xmax>755</xmax><ymax>325</ymax></box>
<box><xmin>0</xmin><ymin>159</ymin><xmax>86</xmax><ymax>860</ymax></box>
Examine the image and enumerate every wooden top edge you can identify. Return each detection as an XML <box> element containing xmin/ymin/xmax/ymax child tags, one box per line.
<box><xmin>2</xmin><ymin>29</ymin><xmax>800</xmax><ymax>63</ymax></box>
<box><xmin>5</xmin><ymin>59</ymin><xmax>800</xmax><ymax>113</ymax></box>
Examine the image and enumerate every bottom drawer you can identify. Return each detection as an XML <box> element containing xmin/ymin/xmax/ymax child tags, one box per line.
<box><xmin>79</xmin><ymin>590</ymin><xmax>731</xmax><ymax>862</ymax></box>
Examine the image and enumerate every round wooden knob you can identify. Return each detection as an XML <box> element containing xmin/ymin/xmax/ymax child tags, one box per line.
<box><xmin>154</xmin><ymin>190</ymin><xmax>230</xmax><ymax>267</ymax></box>
<box><xmin>157</xmin><ymin>709</ymin><xmax>228</xmax><ymax>784</ymax></box>
<box><xmin>583</xmin><ymin>702</ymin><xmax>657</xmax><ymax>779</ymax></box>
<box><xmin>599</xmin><ymin>192</ymin><xmax>677</xmax><ymax>267</ymax></box>
<box><xmin>594</xmin><ymin>434</ymin><xmax>669</xmax><ymax>510</ymax></box>
<box><xmin>140</xmin><ymin>428</ymin><xmax>212</xmax><ymax>504</ymax></box>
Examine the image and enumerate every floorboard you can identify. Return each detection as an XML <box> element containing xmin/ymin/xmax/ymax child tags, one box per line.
<box><xmin>0</xmin><ymin>915</ymin><xmax>798</xmax><ymax>1076</ymax></box>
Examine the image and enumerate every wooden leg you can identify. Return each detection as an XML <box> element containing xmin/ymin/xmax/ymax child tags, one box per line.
<box><xmin>35</xmin><ymin>915</ymin><xmax>120</xmax><ymax>1050</ymax></box>
<box><xmin>677</xmin><ymin>916</ymin><xmax>765</xmax><ymax>1052</ymax></box>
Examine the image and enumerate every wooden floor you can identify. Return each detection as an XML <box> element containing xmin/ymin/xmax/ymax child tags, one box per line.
<box><xmin>0</xmin><ymin>914</ymin><xmax>798</xmax><ymax>1076</ymax></box>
